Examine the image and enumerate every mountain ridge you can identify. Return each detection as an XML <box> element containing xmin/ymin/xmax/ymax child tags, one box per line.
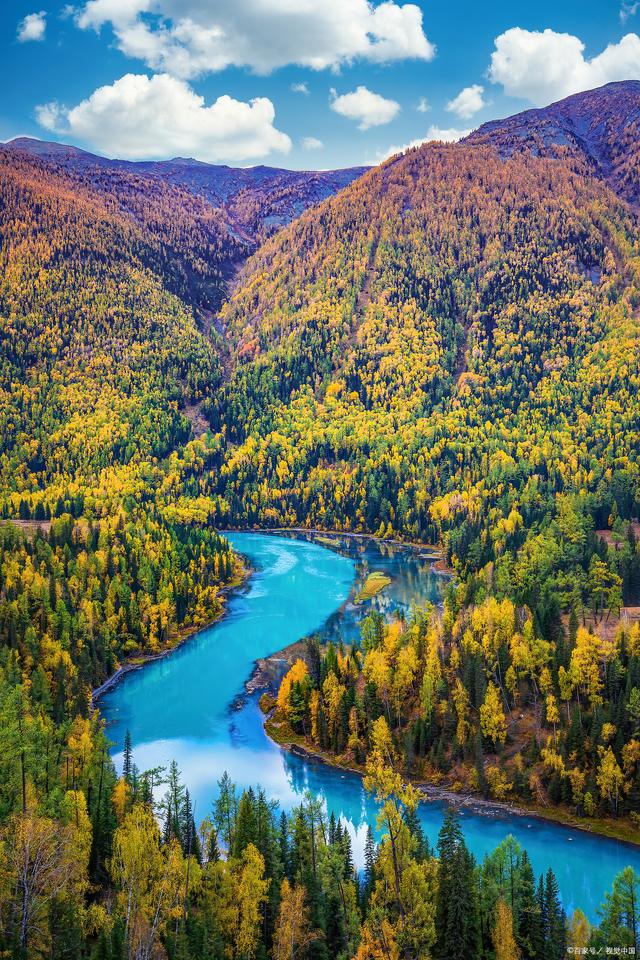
<box><xmin>466</xmin><ymin>80</ymin><xmax>640</xmax><ymax>205</ymax></box>
<box><xmin>4</xmin><ymin>135</ymin><xmax>368</xmax><ymax>214</ymax></box>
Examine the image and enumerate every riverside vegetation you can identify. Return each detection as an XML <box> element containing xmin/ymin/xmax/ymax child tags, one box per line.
<box><xmin>1</xmin><ymin>81</ymin><xmax>640</xmax><ymax>957</ymax></box>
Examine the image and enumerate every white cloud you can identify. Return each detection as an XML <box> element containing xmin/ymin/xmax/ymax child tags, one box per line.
<box><xmin>17</xmin><ymin>11</ymin><xmax>46</xmax><ymax>41</ymax></box>
<box><xmin>489</xmin><ymin>27</ymin><xmax>640</xmax><ymax>105</ymax></box>
<box><xmin>416</xmin><ymin>96</ymin><xmax>430</xmax><ymax>113</ymax></box>
<box><xmin>424</xmin><ymin>125</ymin><xmax>471</xmax><ymax>142</ymax></box>
<box><xmin>35</xmin><ymin>72</ymin><xmax>292</xmax><ymax>163</ymax></box>
<box><xmin>331</xmin><ymin>86</ymin><xmax>400</xmax><ymax>130</ymax></box>
<box><xmin>621</xmin><ymin>2</ymin><xmax>639</xmax><ymax>23</ymax></box>
<box><xmin>446</xmin><ymin>84</ymin><xmax>487</xmax><ymax>119</ymax></box>
<box><xmin>34</xmin><ymin>102</ymin><xmax>62</xmax><ymax>129</ymax></box>
<box><xmin>301</xmin><ymin>136</ymin><xmax>323</xmax><ymax>150</ymax></box>
<box><xmin>74</xmin><ymin>0</ymin><xmax>435</xmax><ymax>79</ymax></box>
<box><xmin>377</xmin><ymin>125</ymin><xmax>470</xmax><ymax>161</ymax></box>
<box><xmin>291</xmin><ymin>82</ymin><xmax>309</xmax><ymax>95</ymax></box>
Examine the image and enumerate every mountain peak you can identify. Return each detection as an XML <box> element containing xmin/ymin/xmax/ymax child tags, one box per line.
<box><xmin>466</xmin><ymin>80</ymin><xmax>640</xmax><ymax>204</ymax></box>
<box><xmin>5</xmin><ymin>136</ymin><xmax>98</xmax><ymax>160</ymax></box>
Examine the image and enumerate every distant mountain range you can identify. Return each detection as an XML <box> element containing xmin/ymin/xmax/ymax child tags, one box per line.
<box><xmin>4</xmin><ymin>136</ymin><xmax>367</xmax><ymax>243</ymax></box>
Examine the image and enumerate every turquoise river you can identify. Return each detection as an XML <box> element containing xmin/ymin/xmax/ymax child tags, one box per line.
<box><xmin>100</xmin><ymin>531</ymin><xmax>640</xmax><ymax>921</ymax></box>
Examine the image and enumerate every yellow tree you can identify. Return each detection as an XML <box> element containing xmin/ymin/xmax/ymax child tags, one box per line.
<box><xmin>272</xmin><ymin>878</ymin><xmax>320</xmax><ymax>960</ymax></box>
<box><xmin>278</xmin><ymin>660</ymin><xmax>309</xmax><ymax>717</ymax></box>
<box><xmin>570</xmin><ymin>628</ymin><xmax>603</xmax><ymax>709</ymax></box>
<box><xmin>545</xmin><ymin>692</ymin><xmax>560</xmax><ymax>741</ymax></box>
<box><xmin>356</xmin><ymin>915</ymin><xmax>399</xmax><ymax>960</ymax></box>
<box><xmin>596</xmin><ymin>747</ymin><xmax>625</xmax><ymax>816</ymax></box>
<box><xmin>558</xmin><ymin>665</ymin><xmax>575</xmax><ymax>722</ymax></box>
<box><xmin>322</xmin><ymin>672</ymin><xmax>347</xmax><ymax>743</ymax></box>
<box><xmin>1</xmin><ymin>812</ymin><xmax>87</xmax><ymax>957</ymax></box>
<box><xmin>233</xmin><ymin>844</ymin><xmax>270</xmax><ymax>959</ymax></box>
<box><xmin>480</xmin><ymin>682</ymin><xmax>507</xmax><ymax>746</ymax></box>
<box><xmin>451</xmin><ymin>679</ymin><xmax>470</xmax><ymax>744</ymax></box>
<box><xmin>364</xmin><ymin>718</ymin><xmax>424</xmax><ymax>928</ymax></box>
<box><xmin>110</xmin><ymin>803</ymin><xmax>189</xmax><ymax>960</ymax></box>
<box><xmin>493</xmin><ymin>899</ymin><xmax>519</xmax><ymax>960</ymax></box>
<box><xmin>392</xmin><ymin>645</ymin><xmax>418</xmax><ymax>728</ymax></box>
<box><xmin>568</xmin><ymin>909</ymin><xmax>590</xmax><ymax>951</ymax></box>
<box><xmin>364</xmin><ymin>648</ymin><xmax>392</xmax><ymax>721</ymax></box>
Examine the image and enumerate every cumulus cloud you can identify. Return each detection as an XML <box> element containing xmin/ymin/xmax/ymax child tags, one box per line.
<box><xmin>377</xmin><ymin>125</ymin><xmax>470</xmax><ymax>161</ymax></box>
<box><xmin>446</xmin><ymin>84</ymin><xmax>487</xmax><ymax>119</ymax></box>
<box><xmin>424</xmin><ymin>125</ymin><xmax>472</xmax><ymax>142</ymax></box>
<box><xmin>74</xmin><ymin>0</ymin><xmax>435</xmax><ymax>79</ymax></box>
<box><xmin>301</xmin><ymin>136</ymin><xmax>323</xmax><ymax>150</ymax></box>
<box><xmin>291</xmin><ymin>82</ymin><xmax>309</xmax><ymax>95</ymax></box>
<box><xmin>331</xmin><ymin>86</ymin><xmax>400</xmax><ymax>130</ymax></box>
<box><xmin>416</xmin><ymin>96</ymin><xmax>430</xmax><ymax>113</ymax></box>
<box><xmin>35</xmin><ymin>72</ymin><xmax>292</xmax><ymax>163</ymax></box>
<box><xmin>17</xmin><ymin>11</ymin><xmax>46</xmax><ymax>41</ymax></box>
<box><xmin>489</xmin><ymin>27</ymin><xmax>640</xmax><ymax>105</ymax></box>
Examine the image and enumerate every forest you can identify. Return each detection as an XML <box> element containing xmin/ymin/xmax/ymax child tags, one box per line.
<box><xmin>0</xmin><ymin>732</ymin><xmax>636</xmax><ymax>959</ymax></box>
<box><xmin>1</xmin><ymin>81</ymin><xmax>640</xmax><ymax>957</ymax></box>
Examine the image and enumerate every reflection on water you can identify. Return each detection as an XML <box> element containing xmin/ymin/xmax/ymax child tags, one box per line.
<box><xmin>101</xmin><ymin>531</ymin><xmax>640</xmax><ymax>920</ymax></box>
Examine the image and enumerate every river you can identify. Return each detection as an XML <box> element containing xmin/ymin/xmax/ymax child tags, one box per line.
<box><xmin>100</xmin><ymin>531</ymin><xmax>640</xmax><ymax>921</ymax></box>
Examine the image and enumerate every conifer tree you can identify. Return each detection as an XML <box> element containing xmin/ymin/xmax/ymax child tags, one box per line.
<box><xmin>435</xmin><ymin>809</ymin><xmax>480</xmax><ymax>960</ymax></box>
<box><xmin>543</xmin><ymin>869</ymin><xmax>567</xmax><ymax>960</ymax></box>
<box><xmin>122</xmin><ymin>731</ymin><xmax>133</xmax><ymax>785</ymax></box>
<box><xmin>516</xmin><ymin>851</ymin><xmax>543</xmax><ymax>960</ymax></box>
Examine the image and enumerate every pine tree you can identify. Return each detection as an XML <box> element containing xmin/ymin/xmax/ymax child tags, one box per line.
<box><xmin>122</xmin><ymin>730</ymin><xmax>132</xmax><ymax>784</ymax></box>
<box><xmin>207</xmin><ymin>828</ymin><xmax>221</xmax><ymax>863</ymax></box>
<box><xmin>595</xmin><ymin>867</ymin><xmax>639</xmax><ymax>954</ymax></box>
<box><xmin>435</xmin><ymin>809</ymin><xmax>480</xmax><ymax>960</ymax></box>
<box><xmin>278</xmin><ymin>811</ymin><xmax>291</xmax><ymax>882</ymax></box>
<box><xmin>516</xmin><ymin>851</ymin><xmax>543</xmax><ymax>960</ymax></box>
<box><xmin>543</xmin><ymin>869</ymin><xmax>567</xmax><ymax>960</ymax></box>
<box><xmin>233</xmin><ymin>788</ymin><xmax>258</xmax><ymax>857</ymax></box>
<box><xmin>363</xmin><ymin>825</ymin><xmax>376</xmax><ymax>906</ymax></box>
<box><xmin>182</xmin><ymin>790</ymin><xmax>202</xmax><ymax>863</ymax></box>
<box><xmin>405</xmin><ymin>805</ymin><xmax>429</xmax><ymax>862</ymax></box>
<box><xmin>163</xmin><ymin>761</ymin><xmax>186</xmax><ymax>848</ymax></box>
<box><xmin>213</xmin><ymin>771</ymin><xmax>238</xmax><ymax>850</ymax></box>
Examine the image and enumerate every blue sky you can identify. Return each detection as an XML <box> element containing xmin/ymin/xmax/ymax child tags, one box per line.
<box><xmin>2</xmin><ymin>0</ymin><xmax>639</xmax><ymax>169</ymax></box>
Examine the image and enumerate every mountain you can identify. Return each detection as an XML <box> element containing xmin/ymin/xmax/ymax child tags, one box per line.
<box><xmin>0</xmin><ymin>137</ymin><xmax>364</xmax><ymax>528</ymax></box>
<box><xmin>200</xmin><ymin>82</ymin><xmax>640</xmax><ymax>584</ymax></box>
<box><xmin>467</xmin><ymin>80</ymin><xmax>640</xmax><ymax>204</ymax></box>
<box><xmin>3</xmin><ymin>83</ymin><xmax>640</xmax><ymax>579</ymax></box>
<box><xmin>4</xmin><ymin>136</ymin><xmax>367</xmax><ymax>242</ymax></box>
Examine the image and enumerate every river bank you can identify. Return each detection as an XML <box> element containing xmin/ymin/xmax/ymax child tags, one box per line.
<box><xmin>95</xmin><ymin>525</ymin><xmax>640</xmax><ymax>851</ymax></box>
<box><xmin>93</xmin><ymin>526</ymin><xmax>444</xmax><ymax>705</ymax></box>
<box><xmin>264</xmin><ymin>709</ymin><xmax>640</xmax><ymax>848</ymax></box>
<box><xmin>224</xmin><ymin>524</ymin><xmax>456</xmax><ymax>577</ymax></box>
<box><xmin>251</xmin><ymin>639</ymin><xmax>640</xmax><ymax>849</ymax></box>
<box><xmin>99</xmin><ymin>530</ymin><xmax>640</xmax><ymax>918</ymax></box>
<box><xmin>92</xmin><ymin>564</ymin><xmax>248</xmax><ymax>703</ymax></box>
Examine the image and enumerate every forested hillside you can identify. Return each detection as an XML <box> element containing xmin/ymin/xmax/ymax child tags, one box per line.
<box><xmin>468</xmin><ymin>80</ymin><xmax>640</xmax><ymax>205</ymax></box>
<box><xmin>0</xmin><ymin>141</ymin><xmax>240</xmax><ymax>791</ymax></box>
<box><xmin>5</xmin><ymin>137</ymin><xmax>367</xmax><ymax>252</ymax></box>
<box><xmin>206</xmin><ymin>82</ymin><xmax>640</xmax><ymax>611</ymax></box>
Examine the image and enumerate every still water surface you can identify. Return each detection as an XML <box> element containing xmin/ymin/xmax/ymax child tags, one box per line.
<box><xmin>101</xmin><ymin>532</ymin><xmax>640</xmax><ymax>920</ymax></box>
